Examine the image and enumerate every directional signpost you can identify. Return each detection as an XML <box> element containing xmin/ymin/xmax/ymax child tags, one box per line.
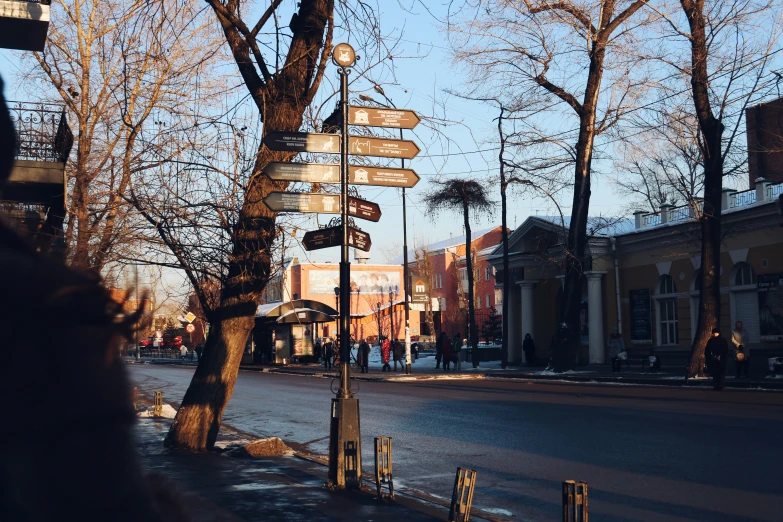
<box><xmin>259</xmin><ymin>42</ymin><xmax>425</xmax><ymax>490</ymax></box>
<box><xmin>264</xmin><ymin>162</ymin><xmax>420</xmax><ymax>188</ymax></box>
<box><xmin>303</xmin><ymin>225</ymin><xmax>371</xmax><ymax>252</ymax></box>
<box><xmin>348</xmin><ymin>106</ymin><xmax>420</xmax><ymax>129</ymax></box>
<box><xmin>348</xmin><ymin>136</ymin><xmax>420</xmax><ymax>159</ymax></box>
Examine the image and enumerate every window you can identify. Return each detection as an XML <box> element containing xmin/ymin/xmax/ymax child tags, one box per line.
<box><xmin>495</xmin><ymin>288</ymin><xmax>503</xmax><ymax>306</ymax></box>
<box><xmin>476</xmin><ymin>295</ymin><xmax>481</xmax><ymax>308</ymax></box>
<box><xmin>734</xmin><ymin>262</ymin><xmax>755</xmax><ymax>286</ymax></box>
<box><xmin>485</xmin><ymin>266</ymin><xmax>491</xmax><ymax>281</ymax></box>
<box><xmin>486</xmin><ymin>294</ymin><xmax>491</xmax><ymax>308</ymax></box>
<box><xmin>658</xmin><ymin>275</ymin><xmax>678</xmax><ymax>345</ymax></box>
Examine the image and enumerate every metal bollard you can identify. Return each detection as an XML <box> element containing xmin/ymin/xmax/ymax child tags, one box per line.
<box><xmin>562</xmin><ymin>480</ymin><xmax>588</xmax><ymax>522</ymax></box>
<box><xmin>153</xmin><ymin>391</ymin><xmax>163</xmax><ymax>417</ymax></box>
<box><xmin>131</xmin><ymin>386</ymin><xmax>139</xmax><ymax>411</ymax></box>
<box><xmin>374</xmin><ymin>436</ymin><xmax>394</xmax><ymax>499</ymax></box>
<box><xmin>449</xmin><ymin>467</ymin><xmax>477</xmax><ymax>522</ymax></box>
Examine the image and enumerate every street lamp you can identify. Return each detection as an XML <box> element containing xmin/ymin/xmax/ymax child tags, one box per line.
<box><xmin>377</xmin><ymin>301</ymin><xmax>382</xmax><ymax>342</ymax></box>
<box><xmin>334</xmin><ymin>286</ymin><xmax>340</xmax><ymax>338</ymax></box>
<box><xmin>389</xmin><ymin>288</ymin><xmax>395</xmax><ymax>342</ymax></box>
<box><xmin>363</xmin><ymin>86</ymin><xmax>413</xmax><ymax>374</ymax></box>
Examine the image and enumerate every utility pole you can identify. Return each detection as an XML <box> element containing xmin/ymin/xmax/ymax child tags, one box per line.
<box><xmin>368</xmin><ymin>85</ymin><xmax>413</xmax><ymax>374</ymax></box>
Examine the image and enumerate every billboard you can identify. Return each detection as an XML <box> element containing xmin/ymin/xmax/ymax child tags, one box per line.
<box><xmin>307</xmin><ymin>269</ymin><xmax>401</xmax><ymax>295</ymax></box>
<box><xmin>411</xmin><ymin>277</ymin><xmax>430</xmax><ymax>303</ymax></box>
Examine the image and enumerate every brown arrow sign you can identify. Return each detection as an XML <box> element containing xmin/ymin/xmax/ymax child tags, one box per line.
<box><xmin>303</xmin><ymin>225</ymin><xmax>371</xmax><ymax>252</ymax></box>
<box><xmin>265</xmin><ymin>162</ymin><xmax>420</xmax><ymax>188</ymax></box>
<box><xmin>264</xmin><ymin>162</ymin><xmax>341</xmax><ymax>183</ymax></box>
<box><xmin>348</xmin><ymin>136</ymin><xmax>420</xmax><ymax>160</ymax></box>
<box><xmin>348</xmin><ymin>106</ymin><xmax>421</xmax><ymax>129</ymax></box>
<box><xmin>349</xmin><ymin>165</ymin><xmax>420</xmax><ymax>188</ymax></box>
<box><xmin>262</xmin><ymin>192</ymin><xmax>341</xmax><ymax>214</ymax></box>
<box><xmin>348</xmin><ymin>196</ymin><xmax>381</xmax><ymax>222</ymax></box>
<box><xmin>263</xmin><ymin>132</ymin><xmax>341</xmax><ymax>154</ymax></box>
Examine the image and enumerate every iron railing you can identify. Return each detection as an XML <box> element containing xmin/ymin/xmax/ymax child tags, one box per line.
<box><xmin>9</xmin><ymin>100</ymin><xmax>72</xmax><ymax>163</ymax></box>
<box><xmin>729</xmin><ymin>188</ymin><xmax>757</xmax><ymax>209</ymax></box>
<box><xmin>767</xmin><ymin>181</ymin><xmax>783</xmax><ymax>200</ymax></box>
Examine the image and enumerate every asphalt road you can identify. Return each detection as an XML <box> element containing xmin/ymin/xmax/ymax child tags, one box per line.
<box><xmin>130</xmin><ymin>365</ymin><xmax>783</xmax><ymax>522</ymax></box>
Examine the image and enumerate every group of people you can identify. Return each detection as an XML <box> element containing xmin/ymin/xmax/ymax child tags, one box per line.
<box><xmin>435</xmin><ymin>332</ymin><xmax>465</xmax><ymax>371</ymax></box>
<box><xmin>379</xmin><ymin>337</ymin><xmax>406</xmax><ymax>372</ymax></box>
<box><xmin>705</xmin><ymin>321</ymin><xmax>751</xmax><ymax>390</ymax></box>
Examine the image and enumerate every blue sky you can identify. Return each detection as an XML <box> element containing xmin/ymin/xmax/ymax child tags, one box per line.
<box><xmin>0</xmin><ymin>0</ymin><xmax>767</xmax><ymax>270</ymax></box>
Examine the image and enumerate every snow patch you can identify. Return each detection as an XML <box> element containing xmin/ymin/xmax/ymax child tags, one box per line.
<box><xmin>137</xmin><ymin>403</ymin><xmax>178</xmax><ymax>419</ymax></box>
<box><xmin>765</xmin><ymin>374</ymin><xmax>783</xmax><ymax>379</ymax></box>
<box><xmin>537</xmin><ymin>370</ymin><xmax>593</xmax><ymax>375</ymax></box>
<box><xmin>388</xmin><ymin>374</ymin><xmax>485</xmax><ymax>382</ymax></box>
<box><xmin>483</xmin><ymin>508</ymin><xmax>515</xmax><ymax>516</ymax></box>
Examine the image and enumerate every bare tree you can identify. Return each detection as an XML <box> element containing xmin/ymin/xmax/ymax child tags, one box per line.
<box><xmin>447</xmin><ymin>0</ymin><xmax>654</xmax><ymax>371</ymax></box>
<box><xmin>137</xmin><ymin>0</ymin><xmax>390</xmax><ymax>450</ymax></box>
<box><xmin>414</xmin><ymin>247</ymin><xmax>437</xmax><ymax>340</ymax></box>
<box><xmin>666</xmin><ymin>0</ymin><xmax>782</xmax><ymax>377</ymax></box>
<box><xmin>26</xmin><ymin>0</ymin><xmax>221</xmax><ymax>272</ymax></box>
<box><xmin>423</xmin><ymin>179</ymin><xmax>493</xmax><ymax>367</ymax></box>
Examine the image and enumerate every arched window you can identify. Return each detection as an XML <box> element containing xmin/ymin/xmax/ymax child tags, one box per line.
<box><xmin>659</xmin><ymin>274</ymin><xmax>677</xmax><ymax>294</ymax></box>
<box><xmin>734</xmin><ymin>262</ymin><xmax>755</xmax><ymax>286</ymax></box>
<box><xmin>658</xmin><ymin>275</ymin><xmax>678</xmax><ymax>345</ymax></box>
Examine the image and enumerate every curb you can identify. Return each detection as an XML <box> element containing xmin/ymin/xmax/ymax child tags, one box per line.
<box><xmin>129</xmin><ymin>359</ymin><xmax>783</xmax><ymax>390</ymax></box>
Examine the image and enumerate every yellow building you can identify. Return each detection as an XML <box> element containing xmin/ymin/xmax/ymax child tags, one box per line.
<box><xmin>489</xmin><ymin>179</ymin><xmax>783</xmax><ymax>366</ymax></box>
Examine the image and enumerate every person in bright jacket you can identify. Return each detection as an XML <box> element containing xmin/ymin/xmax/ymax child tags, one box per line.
<box><xmin>381</xmin><ymin>337</ymin><xmax>392</xmax><ymax>372</ymax></box>
<box><xmin>442</xmin><ymin>335</ymin><xmax>453</xmax><ymax>371</ymax></box>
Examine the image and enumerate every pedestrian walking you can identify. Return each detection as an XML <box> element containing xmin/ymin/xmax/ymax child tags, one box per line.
<box><xmin>180</xmin><ymin>344</ymin><xmax>188</xmax><ymax>360</ymax></box>
<box><xmin>608</xmin><ymin>328</ymin><xmax>626</xmax><ymax>372</ymax></box>
<box><xmin>392</xmin><ymin>339</ymin><xmax>403</xmax><ymax>371</ymax></box>
<box><xmin>442</xmin><ymin>335</ymin><xmax>453</xmax><ymax>371</ymax></box>
<box><xmin>732</xmin><ymin>321</ymin><xmax>750</xmax><ymax>378</ymax></box>
<box><xmin>381</xmin><ymin>337</ymin><xmax>392</xmax><ymax>372</ymax></box>
<box><xmin>454</xmin><ymin>336</ymin><xmax>463</xmax><ymax>371</ymax></box>
<box><xmin>705</xmin><ymin>327</ymin><xmax>729</xmax><ymax>390</ymax></box>
<box><xmin>360</xmin><ymin>338</ymin><xmax>370</xmax><ymax>373</ymax></box>
<box><xmin>435</xmin><ymin>332</ymin><xmax>445</xmax><ymax>369</ymax></box>
<box><xmin>324</xmin><ymin>338</ymin><xmax>334</xmax><ymax>370</ymax></box>
<box><xmin>314</xmin><ymin>339</ymin><xmax>322</xmax><ymax>363</ymax></box>
<box><xmin>522</xmin><ymin>333</ymin><xmax>537</xmax><ymax>367</ymax></box>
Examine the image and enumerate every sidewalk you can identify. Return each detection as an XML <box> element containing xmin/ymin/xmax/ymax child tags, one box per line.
<box><xmin>134</xmin><ymin>354</ymin><xmax>783</xmax><ymax>390</ymax></box>
<box><xmin>135</xmin><ymin>415</ymin><xmax>493</xmax><ymax>521</ymax></box>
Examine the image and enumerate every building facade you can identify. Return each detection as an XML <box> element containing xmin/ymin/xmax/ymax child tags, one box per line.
<box><xmin>489</xmin><ymin>182</ymin><xmax>783</xmax><ymax>366</ymax></box>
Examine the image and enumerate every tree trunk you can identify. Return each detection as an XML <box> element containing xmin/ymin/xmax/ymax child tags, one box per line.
<box><xmin>165</xmin><ymin>0</ymin><xmax>332</xmax><ymax>450</ymax></box>
<box><xmin>463</xmin><ymin>201</ymin><xmax>479</xmax><ymax>367</ymax></box>
<box><xmin>682</xmin><ymin>0</ymin><xmax>725</xmax><ymax>378</ymax></box>
<box><xmin>553</xmin><ymin>41</ymin><xmax>607</xmax><ymax>372</ymax></box>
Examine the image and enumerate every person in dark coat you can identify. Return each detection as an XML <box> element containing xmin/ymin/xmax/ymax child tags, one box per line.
<box><xmin>705</xmin><ymin>327</ymin><xmax>729</xmax><ymax>390</ymax></box>
<box><xmin>324</xmin><ymin>338</ymin><xmax>334</xmax><ymax>370</ymax></box>
<box><xmin>360</xmin><ymin>339</ymin><xmax>371</xmax><ymax>373</ymax></box>
<box><xmin>435</xmin><ymin>332</ymin><xmax>445</xmax><ymax>369</ymax></box>
<box><xmin>522</xmin><ymin>333</ymin><xmax>536</xmax><ymax>367</ymax></box>
<box><xmin>314</xmin><ymin>339</ymin><xmax>322</xmax><ymax>363</ymax></box>
<box><xmin>392</xmin><ymin>339</ymin><xmax>403</xmax><ymax>371</ymax></box>
<box><xmin>442</xmin><ymin>335</ymin><xmax>453</xmax><ymax>371</ymax></box>
<box><xmin>381</xmin><ymin>337</ymin><xmax>392</xmax><ymax>372</ymax></box>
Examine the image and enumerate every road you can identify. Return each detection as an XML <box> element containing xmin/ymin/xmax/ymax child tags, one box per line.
<box><xmin>130</xmin><ymin>365</ymin><xmax>783</xmax><ymax>522</ymax></box>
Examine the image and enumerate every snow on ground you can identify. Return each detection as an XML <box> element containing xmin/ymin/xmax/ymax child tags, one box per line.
<box><xmin>137</xmin><ymin>403</ymin><xmax>178</xmax><ymax>419</ymax></box>
<box><xmin>537</xmin><ymin>369</ymin><xmax>593</xmax><ymax>375</ymax></box>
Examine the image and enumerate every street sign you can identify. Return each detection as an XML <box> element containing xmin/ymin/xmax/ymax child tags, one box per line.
<box><xmin>349</xmin><ymin>165</ymin><xmax>420</xmax><ymax>188</ymax></box>
<box><xmin>185</xmin><ymin>312</ymin><xmax>196</xmax><ymax>323</ymax></box>
<box><xmin>348</xmin><ymin>196</ymin><xmax>381</xmax><ymax>222</ymax></box>
<box><xmin>332</xmin><ymin>42</ymin><xmax>356</xmax><ymax>67</ymax></box>
<box><xmin>264</xmin><ymin>162</ymin><xmax>419</xmax><ymax>188</ymax></box>
<box><xmin>302</xmin><ymin>225</ymin><xmax>371</xmax><ymax>252</ymax></box>
<box><xmin>348</xmin><ymin>136</ymin><xmax>420</xmax><ymax>159</ymax></box>
<box><xmin>411</xmin><ymin>277</ymin><xmax>430</xmax><ymax>303</ymax></box>
<box><xmin>264</xmin><ymin>162</ymin><xmax>341</xmax><ymax>183</ymax></box>
<box><xmin>263</xmin><ymin>191</ymin><xmax>341</xmax><ymax>214</ymax></box>
<box><xmin>263</xmin><ymin>132</ymin><xmax>340</xmax><ymax>154</ymax></box>
<box><xmin>348</xmin><ymin>106</ymin><xmax>420</xmax><ymax>129</ymax></box>
<box><xmin>185</xmin><ymin>323</ymin><xmax>196</xmax><ymax>333</ymax></box>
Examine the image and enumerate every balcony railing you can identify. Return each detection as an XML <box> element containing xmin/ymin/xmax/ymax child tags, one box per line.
<box><xmin>9</xmin><ymin>100</ymin><xmax>72</xmax><ymax>163</ymax></box>
<box><xmin>729</xmin><ymin>188</ymin><xmax>756</xmax><ymax>209</ymax></box>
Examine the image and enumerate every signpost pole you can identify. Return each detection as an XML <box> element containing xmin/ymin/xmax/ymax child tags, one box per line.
<box><xmin>401</xmin><ymin>138</ymin><xmax>412</xmax><ymax>374</ymax></box>
<box><xmin>328</xmin><ymin>44</ymin><xmax>361</xmax><ymax>490</ymax></box>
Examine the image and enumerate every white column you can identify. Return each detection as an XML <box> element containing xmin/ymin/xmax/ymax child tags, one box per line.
<box><xmin>585</xmin><ymin>271</ymin><xmax>606</xmax><ymax>364</ymax></box>
<box><xmin>506</xmin><ymin>284</ymin><xmax>519</xmax><ymax>363</ymax></box>
<box><xmin>517</xmin><ymin>281</ymin><xmax>537</xmax><ymax>363</ymax></box>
